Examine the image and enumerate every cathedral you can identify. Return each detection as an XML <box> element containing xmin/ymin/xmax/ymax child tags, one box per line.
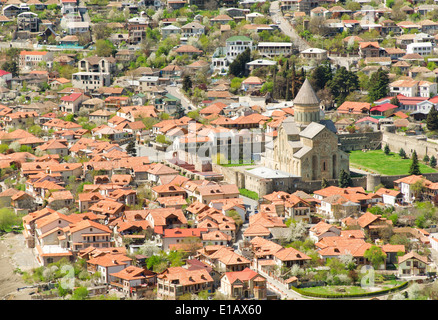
<box><xmin>264</xmin><ymin>78</ymin><xmax>350</xmax><ymax>181</ymax></box>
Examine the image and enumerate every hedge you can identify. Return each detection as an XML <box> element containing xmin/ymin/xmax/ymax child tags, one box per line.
<box><xmin>290</xmin><ymin>281</ymin><xmax>410</xmax><ymax>299</ymax></box>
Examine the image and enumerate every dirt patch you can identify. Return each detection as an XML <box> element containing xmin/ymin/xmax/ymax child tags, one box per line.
<box><xmin>0</xmin><ymin>233</ymin><xmax>39</xmax><ymax>300</ymax></box>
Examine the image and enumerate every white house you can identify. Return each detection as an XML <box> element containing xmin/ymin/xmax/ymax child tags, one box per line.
<box><xmin>257</xmin><ymin>42</ymin><xmax>293</xmax><ymax>57</ymax></box>
<box><xmin>212</xmin><ymin>35</ymin><xmax>254</xmax><ymax>74</ymax></box>
<box><xmin>389</xmin><ymin>79</ymin><xmax>436</xmax><ymax>98</ymax></box>
<box><xmin>375</xmin><ymin>188</ymin><xmax>403</xmax><ymax>206</ymax></box>
<box><xmin>406</xmin><ymin>41</ymin><xmax>433</xmax><ymax>56</ymax></box>
<box><xmin>418</xmin><ymin>81</ymin><xmax>437</xmax><ymax>98</ymax></box>
<box><xmin>87</xmin><ymin>253</ymin><xmax>132</xmax><ymax>284</ymax></box>
<box><xmin>161</xmin><ymin>25</ymin><xmax>181</xmax><ymax>39</ymax></box>
<box><xmin>393</xmin><ymin>175</ymin><xmax>430</xmax><ymax>204</ymax></box>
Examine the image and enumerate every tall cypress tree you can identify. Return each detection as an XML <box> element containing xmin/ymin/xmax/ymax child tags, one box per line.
<box><xmin>430</xmin><ymin>155</ymin><xmax>437</xmax><ymax>168</ymax></box>
<box><xmin>426</xmin><ymin>106</ymin><xmax>438</xmax><ymax>132</ymax></box>
<box><xmin>290</xmin><ymin>61</ymin><xmax>297</xmax><ymax>99</ymax></box>
<box><xmin>409</xmin><ymin>151</ymin><xmax>421</xmax><ymax>175</ymax></box>
<box><xmin>368</xmin><ymin>68</ymin><xmax>389</xmax><ymax>103</ymax></box>
<box><xmin>338</xmin><ymin>169</ymin><xmax>352</xmax><ymax>188</ymax></box>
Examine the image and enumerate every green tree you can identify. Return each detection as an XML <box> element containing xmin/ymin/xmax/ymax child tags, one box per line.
<box><xmin>310</xmin><ymin>61</ymin><xmax>333</xmax><ymax>92</ymax></box>
<box><xmin>367</xmin><ymin>68</ymin><xmax>389</xmax><ymax>103</ymax></box>
<box><xmin>327</xmin><ymin>66</ymin><xmax>359</xmax><ymax>106</ymax></box>
<box><xmin>230</xmin><ymin>77</ymin><xmax>243</xmax><ymax>93</ymax></box>
<box><xmin>93</xmin><ymin>39</ymin><xmax>116</xmax><ymax>57</ymax></box>
<box><xmin>424</xmin><ymin>154</ymin><xmax>430</xmax><ymax>164</ymax></box>
<box><xmin>415</xmin><ymin>214</ymin><xmax>427</xmax><ymax>228</ymax></box>
<box><xmin>399</xmin><ymin>148</ymin><xmax>406</xmax><ymax>159</ymax></box>
<box><xmin>0</xmin><ymin>208</ymin><xmax>21</xmax><ymax>232</ymax></box>
<box><xmin>321</xmin><ymin>178</ymin><xmax>329</xmax><ymax>189</ymax></box>
<box><xmin>126</xmin><ymin>140</ymin><xmax>137</xmax><ymax>157</ymax></box>
<box><xmin>409</xmin><ymin>151</ymin><xmax>421</xmax><ymax>175</ymax></box>
<box><xmin>411</xmin><ymin>179</ymin><xmax>426</xmax><ymax>202</ymax></box>
<box><xmin>338</xmin><ymin>169</ymin><xmax>352</xmax><ymax>188</ymax></box>
<box><xmin>430</xmin><ymin>155</ymin><xmax>437</xmax><ymax>168</ymax></box>
<box><xmin>63</xmin><ymin>114</ymin><xmax>75</xmax><ymax>122</ymax></box>
<box><xmin>426</xmin><ymin>106</ymin><xmax>438</xmax><ymax>132</ymax></box>
<box><xmin>187</xmin><ymin>110</ymin><xmax>199</xmax><ymax>120</ymax></box>
<box><xmin>71</xmin><ymin>287</ymin><xmax>89</xmax><ymax>300</ymax></box>
<box><xmin>156</xmin><ymin>134</ymin><xmax>168</xmax><ymax>145</ymax></box>
<box><xmin>141</xmin><ymin>117</ymin><xmax>159</xmax><ymax>130</ymax></box>
<box><xmin>384</xmin><ymin>144</ymin><xmax>390</xmax><ymax>155</ymax></box>
<box><xmin>228</xmin><ymin>48</ymin><xmax>251</xmax><ymax>77</ymax></box>
<box><xmin>1</xmin><ymin>61</ymin><xmax>18</xmax><ymax>77</ymax></box>
<box><xmin>364</xmin><ymin>245</ymin><xmax>386</xmax><ymax>269</ymax></box>
<box><xmin>226</xmin><ymin>210</ymin><xmax>243</xmax><ymax>228</ymax></box>
<box><xmin>182</xmin><ymin>75</ymin><xmax>192</xmax><ymax>92</ymax></box>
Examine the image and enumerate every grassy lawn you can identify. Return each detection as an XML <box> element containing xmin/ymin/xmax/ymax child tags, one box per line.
<box><xmin>300</xmin><ymin>285</ymin><xmax>369</xmax><ymax>295</ymax></box>
<box><xmin>299</xmin><ymin>282</ymin><xmax>404</xmax><ymax>296</ymax></box>
<box><xmin>220</xmin><ymin>160</ymin><xmax>255</xmax><ymax>167</ymax></box>
<box><xmin>239</xmin><ymin>188</ymin><xmax>259</xmax><ymax>200</ymax></box>
<box><xmin>349</xmin><ymin>150</ymin><xmax>437</xmax><ymax>175</ymax></box>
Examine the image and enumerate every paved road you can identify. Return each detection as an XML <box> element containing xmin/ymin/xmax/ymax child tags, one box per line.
<box><xmin>0</xmin><ymin>233</ymin><xmax>39</xmax><ymax>300</ymax></box>
<box><xmin>269</xmin><ymin>1</ymin><xmax>310</xmax><ymax>52</ymax></box>
<box><xmin>165</xmin><ymin>85</ymin><xmax>195</xmax><ymax>112</ymax></box>
<box><xmin>256</xmin><ymin>267</ymin><xmax>308</xmax><ymax>300</ymax></box>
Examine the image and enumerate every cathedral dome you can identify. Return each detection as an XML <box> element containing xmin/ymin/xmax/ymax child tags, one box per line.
<box><xmin>293</xmin><ymin>78</ymin><xmax>321</xmax><ymax>126</ymax></box>
<box><xmin>293</xmin><ymin>78</ymin><xmax>320</xmax><ymax>106</ymax></box>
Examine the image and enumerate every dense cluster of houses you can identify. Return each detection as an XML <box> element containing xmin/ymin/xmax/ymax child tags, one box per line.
<box><xmin>8</xmin><ymin>144</ymin><xmax>438</xmax><ymax>299</ymax></box>
<box><xmin>0</xmin><ymin>0</ymin><xmax>438</xmax><ymax>301</ymax></box>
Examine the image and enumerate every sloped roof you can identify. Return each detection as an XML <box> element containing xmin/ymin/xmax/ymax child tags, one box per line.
<box><xmin>293</xmin><ymin>78</ymin><xmax>320</xmax><ymax>106</ymax></box>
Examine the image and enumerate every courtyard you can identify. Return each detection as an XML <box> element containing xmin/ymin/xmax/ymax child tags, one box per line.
<box><xmin>348</xmin><ymin>150</ymin><xmax>437</xmax><ymax>176</ymax></box>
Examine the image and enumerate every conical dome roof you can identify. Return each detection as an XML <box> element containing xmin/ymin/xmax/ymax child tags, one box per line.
<box><xmin>293</xmin><ymin>78</ymin><xmax>320</xmax><ymax>106</ymax></box>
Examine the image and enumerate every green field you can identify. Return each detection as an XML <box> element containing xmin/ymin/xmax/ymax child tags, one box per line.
<box><xmin>349</xmin><ymin>150</ymin><xmax>437</xmax><ymax>176</ymax></box>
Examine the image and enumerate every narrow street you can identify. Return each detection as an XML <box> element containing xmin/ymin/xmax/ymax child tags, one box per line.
<box><xmin>165</xmin><ymin>85</ymin><xmax>195</xmax><ymax>112</ymax></box>
<box><xmin>269</xmin><ymin>1</ymin><xmax>310</xmax><ymax>52</ymax></box>
<box><xmin>257</xmin><ymin>268</ymin><xmax>308</xmax><ymax>300</ymax></box>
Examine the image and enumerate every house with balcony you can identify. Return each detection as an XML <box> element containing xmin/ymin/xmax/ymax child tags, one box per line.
<box><xmin>72</xmin><ymin>56</ymin><xmax>116</xmax><ymax>92</ymax></box>
<box><xmin>109</xmin><ymin>265</ymin><xmax>157</xmax><ymax>298</ymax></box>
<box><xmin>19</xmin><ymin>50</ymin><xmax>53</xmax><ymax>73</ymax></box>
<box><xmin>161</xmin><ymin>227</ymin><xmax>208</xmax><ymax>251</ymax></box>
<box><xmin>212</xmin><ymin>36</ymin><xmax>254</xmax><ymax>74</ymax></box>
<box><xmin>61</xmin><ymin>0</ymin><xmax>79</xmax><ymax>14</ymax></box>
<box><xmin>258</xmin><ymin>42</ymin><xmax>293</xmax><ymax>58</ymax></box>
<box><xmin>180</xmin><ymin>21</ymin><xmax>205</xmax><ymax>38</ymax></box>
<box><xmin>65</xmin><ymin>219</ymin><xmax>113</xmax><ymax>253</ymax></box>
<box><xmin>3</xmin><ymin>111</ymin><xmax>38</xmax><ymax>129</ymax></box>
<box><xmin>161</xmin><ymin>24</ymin><xmax>181</xmax><ymax>39</ymax></box>
<box><xmin>17</xmin><ymin>11</ymin><xmax>40</xmax><ymax>33</ymax></box>
<box><xmin>397</xmin><ymin>251</ymin><xmax>429</xmax><ymax>277</ymax></box>
<box><xmin>87</xmin><ymin>253</ymin><xmax>133</xmax><ymax>284</ymax></box>
<box><xmin>60</xmin><ymin>92</ymin><xmax>87</xmax><ymax>114</ymax></box>
<box><xmin>219</xmin><ymin>268</ymin><xmax>267</xmax><ymax>300</ymax></box>
<box><xmin>32</xmin><ymin>212</ymin><xmax>75</xmax><ymax>265</ymax></box>
<box><xmin>156</xmin><ymin>267</ymin><xmax>214</xmax><ymax>300</ymax></box>
<box><xmin>65</xmin><ymin>21</ymin><xmax>90</xmax><ymax>35</ymax></box>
